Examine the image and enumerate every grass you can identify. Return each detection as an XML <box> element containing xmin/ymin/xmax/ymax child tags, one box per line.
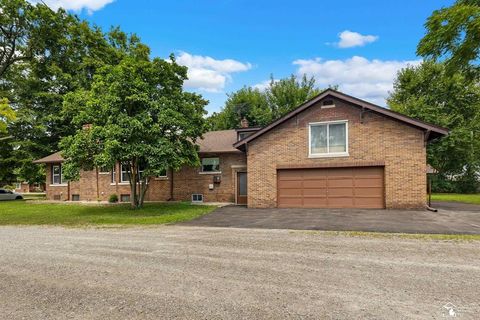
<box><xmin>294</xmin><ymin>230</ymin><xmax>480</xmax><ymax>241</ymax></box>
<box><xmin>0</xmin><ymin>201</ymin><xmax>216</xmax><ymax>226</ymax></box>
<box><xmin>432</xmin><ymin>193</ymin><xmax>480</xmax><ymax>205</ymax></box>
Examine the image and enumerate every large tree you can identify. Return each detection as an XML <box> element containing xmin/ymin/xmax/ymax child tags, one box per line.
<box><xmin>208</xmin><ymin>75</ymin><xmax>323</xmax><ymax>130</ymax></box>
<box><xmin>1</xmin><ymin>0</ymin><xmax>149</xmax><ymax>184</ymax></box>
<box><xmin>60</xmin><ymin>55</ymin><xmax>208</xmax><ymax>208</ymax></box>
<box><xmin>388</xmin><ymin>61</ymin><xmax>480</xmax><ymax>192</ymax></box>
<box><xmin>417</xmin><ymin>0</ymin><xmax>480</xmax><ymax>75</ymax></box>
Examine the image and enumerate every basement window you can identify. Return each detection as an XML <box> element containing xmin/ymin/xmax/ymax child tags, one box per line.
<box><xmin>192</xmin><ymin>194</ymin><xmax>203</xmax><ymax>203</ymax></box>
<box><xmin>120</xmin><ymin>194</ymin><xmax>131</xmax><ymax>202</ymax></box>
<box><xmin>72</xmin><ymin>194</ymin><xmax>80</xmax><ymax>201</ymax></box>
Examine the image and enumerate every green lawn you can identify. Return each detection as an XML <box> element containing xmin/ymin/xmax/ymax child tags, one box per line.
<box><xmin>0</xmin><ymin>201</ymin><xmax>216</xmax><ymax>226</ymax></box>
<box><xmin>432</xmin><ymin>193</ymin><xmax>480</xmax><ymax>205</ymax></box>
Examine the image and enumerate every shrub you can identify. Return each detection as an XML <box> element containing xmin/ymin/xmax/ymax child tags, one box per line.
<box><xmin>3</xmin><ymin>185</ymin><xmax>15</xmax><ymax>191</ymax></box>
<box><xmin>108</xmin><ymin>194</ymin><xmax>119</xmax><ymax>203</ymax></box>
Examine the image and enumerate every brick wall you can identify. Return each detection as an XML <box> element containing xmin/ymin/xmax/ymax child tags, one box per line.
<box><xmin>44</xmin><ymin>152</ymin><xmax>246</xmax><ymax>203</ymax></box>
<box><xmin>247</xmin><ymin>98</ymin><xmax>427</xmax><ymax>209</ymax></box>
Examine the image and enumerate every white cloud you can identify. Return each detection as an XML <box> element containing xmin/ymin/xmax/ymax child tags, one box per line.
<box><xmin>252</xmin><ymin>79</ymin><xmax>279</xmax><ymax>91</ymax></box>
<box><xmin>335</xmin><ymin>30</ymin><xmax>378</xmax><ymax>48</ymax></box>
<box><xmin>176</xmin><ymin>52</ymin><xmax>252</xmax><ymax>92</ymax></box>
<box><xmin>29</xmin><ymin>0</ymin><xmax>114</xmax><ymax>13</ymax></box>
<box><xmin>293</xmin><ymin>56</ymin><xmax>420</xmax><ymax>105</ymax></box>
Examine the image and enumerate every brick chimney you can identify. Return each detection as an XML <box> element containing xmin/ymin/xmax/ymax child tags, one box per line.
<box><xmin>240</xmin><ymin>117</ymin><xmax>249</xmax><ymax>128</ymax></box>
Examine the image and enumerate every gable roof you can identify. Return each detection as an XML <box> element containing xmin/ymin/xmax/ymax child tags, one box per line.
<box><xmin>33</xmin><ymin>130</ymin><xmax>241</xmax><ymax>164</ymax></box>
<box><xmin>233</xmin><ymin>89</ymin><xmax>449</xmax><ymax>150</ymax></box>
<box><xmin>197</xmin><ymin>129</ymin><xmax>241</xmax><ymax>153</ymax></box>
<box><xmin>32</xmin><ymin>151</ymin><xmax>64</xmax><ymax>164</ymax></box>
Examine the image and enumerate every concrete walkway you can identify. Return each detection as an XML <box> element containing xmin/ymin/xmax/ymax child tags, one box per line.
<box><xmin>180</xmin><ymin>201</ymin><xmax>480</xmax><ymax>234</ymax></box>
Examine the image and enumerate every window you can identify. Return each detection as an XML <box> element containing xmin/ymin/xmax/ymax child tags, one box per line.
<box><xmin>120</xmin><ymin>194</ymin><xmax>130</xmax><ymax>202</ymax></box>
<box><xmin>121</xmin><ymin>164</ymin><xmax>129</xmax><ymax>183</ymax></box>
<box><xmin>192</xmin><ymin>194</ymin><xmax>203</xmax><ymax>202</ymax></box>
<box><xmin>157</xmin><ymin>168</ymin><xmax>168</xmax><ymax>178</ymax></box>
<box><xmin>72</xmin><ymin>194</ymin><xmax>80</xmax><ymax>201</ymax></box>
<box><xmin>309</xmin><ymin>121</ymin><xmax>348</xmax><ymax>157</ymax></box>
<box><xmin>52</xmin><ymin>164</ymin><xmax>63</xmax><ymax>184</ymax></box>
<box><xmin>15</xmin><ymin>182</ymin><xmax>21</xmax><ymax>189</ymax></box>
<box><xmin>120</xmin><ymin>163</ymin><xmax>146</xmax><ymax>182</ymax></box>
<box><xmin>99</xmin><ymin>166</ymin><xmax>110</xmax><ymax>174</ymax></box>
<box><xmin>201</xmin><ymin>158</ymin><xmax>220</xmax><ymax>173</ymax></box>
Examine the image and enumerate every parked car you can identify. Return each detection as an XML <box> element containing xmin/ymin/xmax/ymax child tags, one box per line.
<box><xmin>0</xmin><ymin>189</ymin><xmax>23</xmax><ymax>201</ymax></box>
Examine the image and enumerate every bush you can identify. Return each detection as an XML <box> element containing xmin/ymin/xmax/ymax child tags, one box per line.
<box><xmin>3</xmin><ymin>185</ymin><xmax>15</xmax><ymax>191</ymax></box>
<box><xmin>108</xmin><ymin>194</ymin><xmax>119</xmax><ymax>203</ymax></box>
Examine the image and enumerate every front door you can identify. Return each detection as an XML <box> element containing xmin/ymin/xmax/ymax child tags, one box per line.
<box><xmin>236</xmin><ymin>172</ymin><xmax>247</xmax><ymax>205</ymax></box>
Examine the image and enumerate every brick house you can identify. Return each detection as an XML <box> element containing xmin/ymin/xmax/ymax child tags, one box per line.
<box><xmin>34</xmin><ymin>89</ymin><xmax>448</xmax><ymax>209</ymax></box>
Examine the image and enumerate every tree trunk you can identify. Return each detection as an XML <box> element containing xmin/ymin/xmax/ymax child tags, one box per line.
<box><xmin>139</xmin><ymin>177</ymin><xmax>150</xmax><ymax>207</ymax></box>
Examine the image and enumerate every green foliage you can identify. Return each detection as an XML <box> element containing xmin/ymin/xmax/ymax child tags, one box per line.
<box><xmin>388</xmin><ymin>61</ymin><xmax>480</xmax><ymax>192</ymax></box>
<box><xmin>0</xmin><ymin>98</ymin><xmax>15</xmax><ymax>134</ymax></box>
<box><xmin>2</xmin><ymin>184</ymin><xmax>15</xmax><ymax>191</ymax></box>
<box><xmin>417</xmin><ymin>0</ymin><xmax>480</xmax><ymax>75</ymax></box>
<box><xmin>108</xmin><ymin>194</ymin><xmax>119</xmax><ymax>203</ymax></box>
<box><xmin>208</xmin><ymin>74</ymin><xmax>324</xmax><ymax>130</ymax></box>
<box><xmin>60</xmin><ymin>55</ymin><xmax>207</xmax><ymax>209</ymax></box>
<box><xmin>0</xmin><ymin>0</ymin><xmax>150</xmax><ymax>184</ymax></box>
<box><xmin>0</xmin><ymin>201</ymin><xmax>216</xmax><ymax>226</ymax></box>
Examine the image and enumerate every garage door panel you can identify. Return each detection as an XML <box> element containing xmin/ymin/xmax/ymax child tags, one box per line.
<box><xmin>354</xmin><ymin>197</ymin><xmax>384</xmax><ymax>208</ymax></box>
<box><xmin>303</xmin><ymin>180</ymin><xmax>327</xmax><ymax>188</ymax></box>
<box><xmin>328</xmin><ymin>188</ymin><xmax>354</xmax><ymax>197</ymax></box>
<box><xmin>277</xmin><ymin>180</ymin><xmax>302</xmax><ymax>189</ymax></box>
<box><xmin>303</xmin><ymin>188</ymin><xmax>327</xmax><ymax>196</ymax></box>
<box><xmin>327</xmin><ymin>178</ymin><xmax>354</xmax><ymax>188</ymax></box>
<box><xmin>355</xmin><ymin>187</ymin><xmax>383</xmax><ymax>197</ymax></box>
<box><xmin>355</xmin><ymin>178</ymin><xmax>383</xmax><ymax>187</ymax></box>
<box><xmin>303</xmin><ymin>198</ymin><xmax>328</xmax><ymax>207</ymax></box>
<box><xmin>328</xmin><ymin>197</ymin><xmax>354</xmax><ymax>208</ymax></box>
<box><xmin>277</xmin><ymin>167</ymin><xmax>384</xmax><ymax>209</ymax></box>
<box><xmin>278</xmin><ymin>197</ymin><xmax>303</xmax><ymax>207</ymax></box>
<box><xmin>282</xmin><ymin>188</ymin><xmax>302</xmax><ymax>197</ymax></box>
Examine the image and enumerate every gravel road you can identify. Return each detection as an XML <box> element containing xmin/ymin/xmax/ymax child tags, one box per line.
<box><xmin>0</xmin><ymin>226</ymin><xmax>479</xmax><ymax>319</ymax></box>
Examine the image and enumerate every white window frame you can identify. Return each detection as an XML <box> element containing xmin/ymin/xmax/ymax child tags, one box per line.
<box><xmin>200</xmin><ymin>157</ymin><xmax>221</xmax><ymax>174</ymax></box>
<box><xmin>111</xmin><ymin>165</ymin><xmax>117</xmax><ymax>185</ymax></box>
<box><xmin>120</xmin><ymin>163</ymin><xmax>130</xmax><ymax>184</ymax></box>
<box><xmin>191</xmin><ymin>194</ymin><xmax>203</xmax><ymax>203</ymax></box>
<box><xmin>98</xmin><ymin>166</ymin><xmax>110</xmax><ymax>174</ymax></box>
<box><xmin>155</xmin><ymin>168</ymin><xmax>168</xmax><ymax>180</ymax></box>
<box><xmin>308</xmin><ymin>120</ymin><xmax>349</xmax><ymax>158</ymax></box>
<box><xmin>51</xmin><ymin>164</ymin><xmax>64</xmax><ymax>185</ymax></box>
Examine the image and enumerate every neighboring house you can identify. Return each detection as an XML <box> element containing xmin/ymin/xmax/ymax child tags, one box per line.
<box><xmin>14</xmin><ymin>182</ymin><xmax>45</xmax><ymax>193</ymax></box>
<box><xmin>34</xmin><ymin>89</ymin><xmax>448</xmax><ymax>209</ymax></box>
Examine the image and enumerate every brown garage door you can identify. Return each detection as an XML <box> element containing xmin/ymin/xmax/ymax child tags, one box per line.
<box><xmin>277</xmin><ymin>167</ymin><xmax>384</xmax><ymax>208</ymax></box>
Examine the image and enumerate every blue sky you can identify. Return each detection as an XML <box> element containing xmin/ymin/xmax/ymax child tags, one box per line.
<box><xmin>39</xmin><ymin>0</ymin><xmax>454</xmax><ymax>113</ymax></box>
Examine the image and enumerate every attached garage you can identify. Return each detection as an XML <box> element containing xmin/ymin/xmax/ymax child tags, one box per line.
<box><xmin>277</xmin><ymin>166</ymin><xmax>385</xmax><ymax>209</ymax></box>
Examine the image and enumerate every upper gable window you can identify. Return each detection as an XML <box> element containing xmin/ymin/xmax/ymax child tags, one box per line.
<box><xmin>309</xmin><ymin>121</ymin><xmax>348</xmax><ymax>157</ymax></box>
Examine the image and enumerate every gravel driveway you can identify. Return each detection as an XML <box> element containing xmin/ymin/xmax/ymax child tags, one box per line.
<box><xmin>0</xmin><ymin>226</ymin><xmax>479</xmax><ymax>319</ymax></box>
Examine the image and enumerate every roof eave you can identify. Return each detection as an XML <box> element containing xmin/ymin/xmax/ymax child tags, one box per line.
<box><xmin>234</xmin><ymin>89</ymin><xmax>449</xmax><ymax>149</ymax></box>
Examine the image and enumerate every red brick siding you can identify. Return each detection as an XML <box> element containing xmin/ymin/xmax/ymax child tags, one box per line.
<box><xmin>44</xmin><ymin>153</ymin><xmax>246</xmax><ymax>203</ymax></box>
<box><xmin>247</xmin><ymin>98</ymin><xmax>427</xmax><ymax>209</ymax></box>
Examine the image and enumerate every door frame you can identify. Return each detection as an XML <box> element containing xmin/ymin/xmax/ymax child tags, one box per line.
<box><xmin>235</xmin><ymin>171</ymin><xmax>247</xmax><ymax>205</ymax></box>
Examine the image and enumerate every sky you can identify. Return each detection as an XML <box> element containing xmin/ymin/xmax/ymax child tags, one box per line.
<box><xmin>35</xmin><ymin>0</ymin><xmax>454</xmax><ymax>114</ymax></box>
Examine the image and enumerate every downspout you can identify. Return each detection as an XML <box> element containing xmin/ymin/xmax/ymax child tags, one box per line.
<box><xmin>168</xmin><ymin>168</ymin><xmax>174</xmax><ymax>201</ymax></box>
<box><xmin>96</xmin><ymin>166</ymin><xmax>99</xmax><ymax>201</ymax></box>
<box><xmin>424</xmin><ymin>130</ymin><xmax>437</xmax><ymax>212</ymax></box>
